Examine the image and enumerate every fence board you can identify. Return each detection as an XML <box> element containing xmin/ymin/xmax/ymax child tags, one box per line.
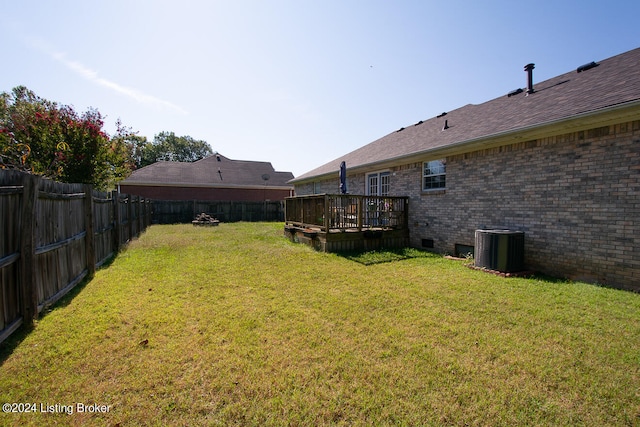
<box><xmin>18</xmin><ymin>173</ymin><xmax>38</xmax><ymax>326</ymax></box>
<box><xmin>33</xmin><ymin>179</ymin><xmax>86</xmax><ymax>310</ymax></box>
<box><xmin>0</xmin><ymin>172</ymin><xmax>25</xmax><ymax>338</ymax></box>
<box><xmin>124</xmin><ymin>195</ymin><xmax>131</xmax><ymax>243</ymax></box>
<box><xmin>152</xmin><ymin>200</ymin><xmax>285</xmax><ymax>224</ymax></box>
<box><xmin>1</xmin><ymin>262</ymin><xmax>19</xmax><ymax>331</ymax></box>
<box><xmin>0</xmin><ymin>170</ymin><xmax>151</xmax><ymax>344</ymax></box>
<box><xmin>93</xmin><ymin>190</ymin><xmax>116</xmax><ymax>266</ymax></box>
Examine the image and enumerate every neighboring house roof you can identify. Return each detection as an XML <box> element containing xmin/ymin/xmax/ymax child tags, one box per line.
<box><xmin>292</xmin><ymin>47</ymin><xmax>640</xmax><ymax>183</ymax></box>
<box><xmin>120</xmin><ymin>154</ymin><xmax>294</xmax><ymax>189</ymax></box>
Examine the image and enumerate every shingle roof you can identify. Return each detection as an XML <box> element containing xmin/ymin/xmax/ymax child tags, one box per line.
<box><xmin>292</xmin><ymin>47</ymin><xmax>640</xmax><ymax>182</ymax></box>
<box><xmin>121</xmin><ymin>154</ymin><xmax>294</xmax><ymax>188</ymax></box>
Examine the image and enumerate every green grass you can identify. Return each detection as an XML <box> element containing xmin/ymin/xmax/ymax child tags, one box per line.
<box><xmin>337</xmin><ymin>247</ymin><xmax>434</xmax><ymax>265</ymax></box>
<box><xmin>1</xmin><ymin>222</ymin><xmax>639</xmax><ymax>426</ymax></box>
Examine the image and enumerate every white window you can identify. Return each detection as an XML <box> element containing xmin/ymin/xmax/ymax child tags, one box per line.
<box><xmin>380</xmin><ymin>172</ymin><xmax>390</xmax><ymax>196</ymax></box>
<box><xmin>423</xmin><ymin>160</ymin><xmax>446</xmax><ymax>191</ymax></box>
<box><xmin>313</xmin><ymin>181</ymin><xmax>321</xmax><ymax>194</ymax></box>
<box><xmin>367</xmin><ymin>174</ymin><xmax>377</xmax><ymax>196</ymax></box>
<box><xmin>367</xmin><ymin>171</ymin><xmax>390</xmax><ymax>196</ymax></box>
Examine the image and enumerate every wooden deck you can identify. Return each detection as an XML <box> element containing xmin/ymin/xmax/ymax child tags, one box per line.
<box><xmin>284</xmin><ymin>194</ymin><xmax>409</xmax><ymax>252</ymax></box>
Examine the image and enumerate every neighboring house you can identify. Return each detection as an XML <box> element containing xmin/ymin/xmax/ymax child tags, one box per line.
<box><xmin>290</xmin><ymin>47</ymin><xmax>640</xmax><ymax>290</ymax></box>
<box><xmin>119</xmin><ymin>153</ymin><xmax>294</xmax><ymax>202</ymax></box>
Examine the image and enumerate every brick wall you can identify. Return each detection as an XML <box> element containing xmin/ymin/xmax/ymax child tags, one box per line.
<box><xmin>407</xmin><ymin>120</ymin><xmax>640</xmax><ymax>290</ymax></box>
<box><xmin>295</xmin><ymin>120</ymin><xmax>640</xmax><ymax>290</ymax></box>
<box><xmin>294</xmin><ymin>174</ymin><xmax>365</xmax><ymax>196</ymax></box>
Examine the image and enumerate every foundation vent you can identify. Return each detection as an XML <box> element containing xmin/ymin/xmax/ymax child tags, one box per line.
<box><xmin>421</xmin><ymin>238</ymin><xmax>434</xmax><ymax>249</ymax></box>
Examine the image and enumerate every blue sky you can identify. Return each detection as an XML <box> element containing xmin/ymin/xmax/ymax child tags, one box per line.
<box><xmin>2</xmin><ymin>1</ymin><xmax>639</xmax><ymax>177</ymax></box>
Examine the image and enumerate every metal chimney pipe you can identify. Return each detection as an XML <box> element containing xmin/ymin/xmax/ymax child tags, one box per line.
<box><xmin>524</xmin><ymin>63</ymin><xmax>535</xmax><ymax>94</ymax></box>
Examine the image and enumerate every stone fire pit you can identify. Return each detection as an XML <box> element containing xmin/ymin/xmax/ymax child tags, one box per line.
<box><xmin>192</xmin><ymin>213</ymin><xmax>220</xmax><ymax>226</ymax></box>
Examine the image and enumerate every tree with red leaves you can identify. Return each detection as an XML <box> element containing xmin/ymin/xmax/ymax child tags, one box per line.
<box><xmin>0</xmin><ymin>86</ymin><xmax>137</xmax><ymax>190</ymax></box>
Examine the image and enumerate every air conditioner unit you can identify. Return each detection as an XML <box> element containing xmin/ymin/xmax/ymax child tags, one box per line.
<box><xmin>475</xmin><ymin>229</ymin><xmax>524</xmax><ymax>273</ymax></box>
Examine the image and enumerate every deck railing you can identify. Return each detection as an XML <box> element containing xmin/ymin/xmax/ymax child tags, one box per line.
<box><xmin>285</xmin><ymin>194</ymin><xmax>409</xmax><ymax>232</ymax></box>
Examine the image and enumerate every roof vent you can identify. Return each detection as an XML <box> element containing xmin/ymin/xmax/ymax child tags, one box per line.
<box><xmin>436</xmin><ymin>112</ymin><xmax>447</xmax><ymax>118</ymax></box>
<box><xmin>396</xmin><ymin>127</ymin><xmax>405</xmax><ymax>132</ymax></box>
<box><xmin>577</xmin><ymin>61</ymin><xmax>599</xmax><ymax>73</ymax></box>
<box><xmin>414</xmin><ymin>120</ymin><xmax>423</xmax><ymax>126</ymax></box>
<box><xmin>442</xmin><ymin>120</ymin><xmax>449</xmax><ymax>131</ymax></box>
<box><xmin>524</xmin><ymin>63</ymin><xmax>535</xmax><ymax>94</ymax></box>
<box><xmin>507</xmin><ymin>88</ymin><xmax>523</xmax><ymax>97</ymax></box>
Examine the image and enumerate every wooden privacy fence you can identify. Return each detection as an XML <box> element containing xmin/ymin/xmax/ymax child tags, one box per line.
<box><xmin>0</xmin><ymin>170</ymin><xmax>151</xmax><ymax>344</ymax></box>
<box><xmin>152</xmin><ymin>199</ymin><xmax>285</xmax><ymax>224</ymax></box>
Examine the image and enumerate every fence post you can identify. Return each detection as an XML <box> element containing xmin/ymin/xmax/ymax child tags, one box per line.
<box><xmin>148</xmin><ymin>199</ymin><xmax>152</xmax><ymax>227</ymax></box>
<box><xmin>142</xmin><ymin>198</ymin><xmax>147</xmax><ymax>229</ymax></box>
<box><xmin>146</xmin><ymin>199</ymin><xmax>151</xmax><ymax>227</ymax></box>
<box><xmin>138</xmin><ymin>196</ymin><xmax>143</xmax><ymax>235</ymax></box>
<box><xmin>20</xmin><ymin>174</ymin><xmax>39</xmax><ymax>324</ymax></box>
<box><xmin>83</xmin><ymin>184</ymin><xmax>96</xmax><ymax>278</ymax></box>
<box><xmin>143</xmin><ymin>199</ymin><xmax>148</xmax><ymax>229</ymax></box>
<box><xmin>112</xmin><ymin>191</ymin><xmax>121</xmax><ymax>250</ymax></box>
<box><xmin>127</xmin><ymin>194</ymin><xmax>134</xmax><ymax>242</ymax></box>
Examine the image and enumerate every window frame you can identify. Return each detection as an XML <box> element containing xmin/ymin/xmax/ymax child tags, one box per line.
<box><xmin>367</xmin><ymin>171</ymin><xmax>391</xmax><ymax>196</ymax></box>
<box><xmin>422</xmin><ymin>159</ymin><xmax>446</xmax><ymax>192</ymax></box>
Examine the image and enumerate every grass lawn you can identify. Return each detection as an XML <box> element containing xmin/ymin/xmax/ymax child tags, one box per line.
<box><xmin>1</xmin><ymin>222</ymin><xmax>639</xmax><ymax>426</ymax></box>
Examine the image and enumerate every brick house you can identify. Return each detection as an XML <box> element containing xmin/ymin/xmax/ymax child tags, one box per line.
<box><xmin>290</xmin><ymin>47</ymin><xmax>640</xmax><ymax>290</ymax></box>
<box><xmin>119</xmin><ymin>153</ymin><xmax>294</xmax><ymax>202</ymax></box>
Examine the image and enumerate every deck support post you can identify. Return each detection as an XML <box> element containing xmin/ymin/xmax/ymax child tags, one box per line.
<box><xmin>323</xmin><ymin>194</ymin><xmax>329</xmax><ymax>232</ymax></box>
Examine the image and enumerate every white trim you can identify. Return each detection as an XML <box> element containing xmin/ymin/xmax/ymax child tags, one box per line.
<box><xmin>367</xmin><ymin>170</ymin><xmax>391</xmax><ymax>196</ymax></box>
<box><xmin>422</xmin><ymin>160</ymin><xmax>446</xmax><ymax>191</ymax></box>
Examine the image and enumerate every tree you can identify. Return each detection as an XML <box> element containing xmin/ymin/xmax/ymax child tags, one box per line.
<box><xmin>140</xmin><ymin>131</ymin><xmax>212</xmax><ymax>167</ymax></box>
<box><xmin>0</xmin><ymin>86</ymin><xmax>137</xmax><ymax>190</ymax></box>
<box><xmin>109</xmin><ymin>119</ymin><xmax>148</xmax><ymax>175</ymax></box>
<box><xmin>0</xmin><ymin>86</ymin><xmax>64</xmax><ymax>175</ymax></box>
